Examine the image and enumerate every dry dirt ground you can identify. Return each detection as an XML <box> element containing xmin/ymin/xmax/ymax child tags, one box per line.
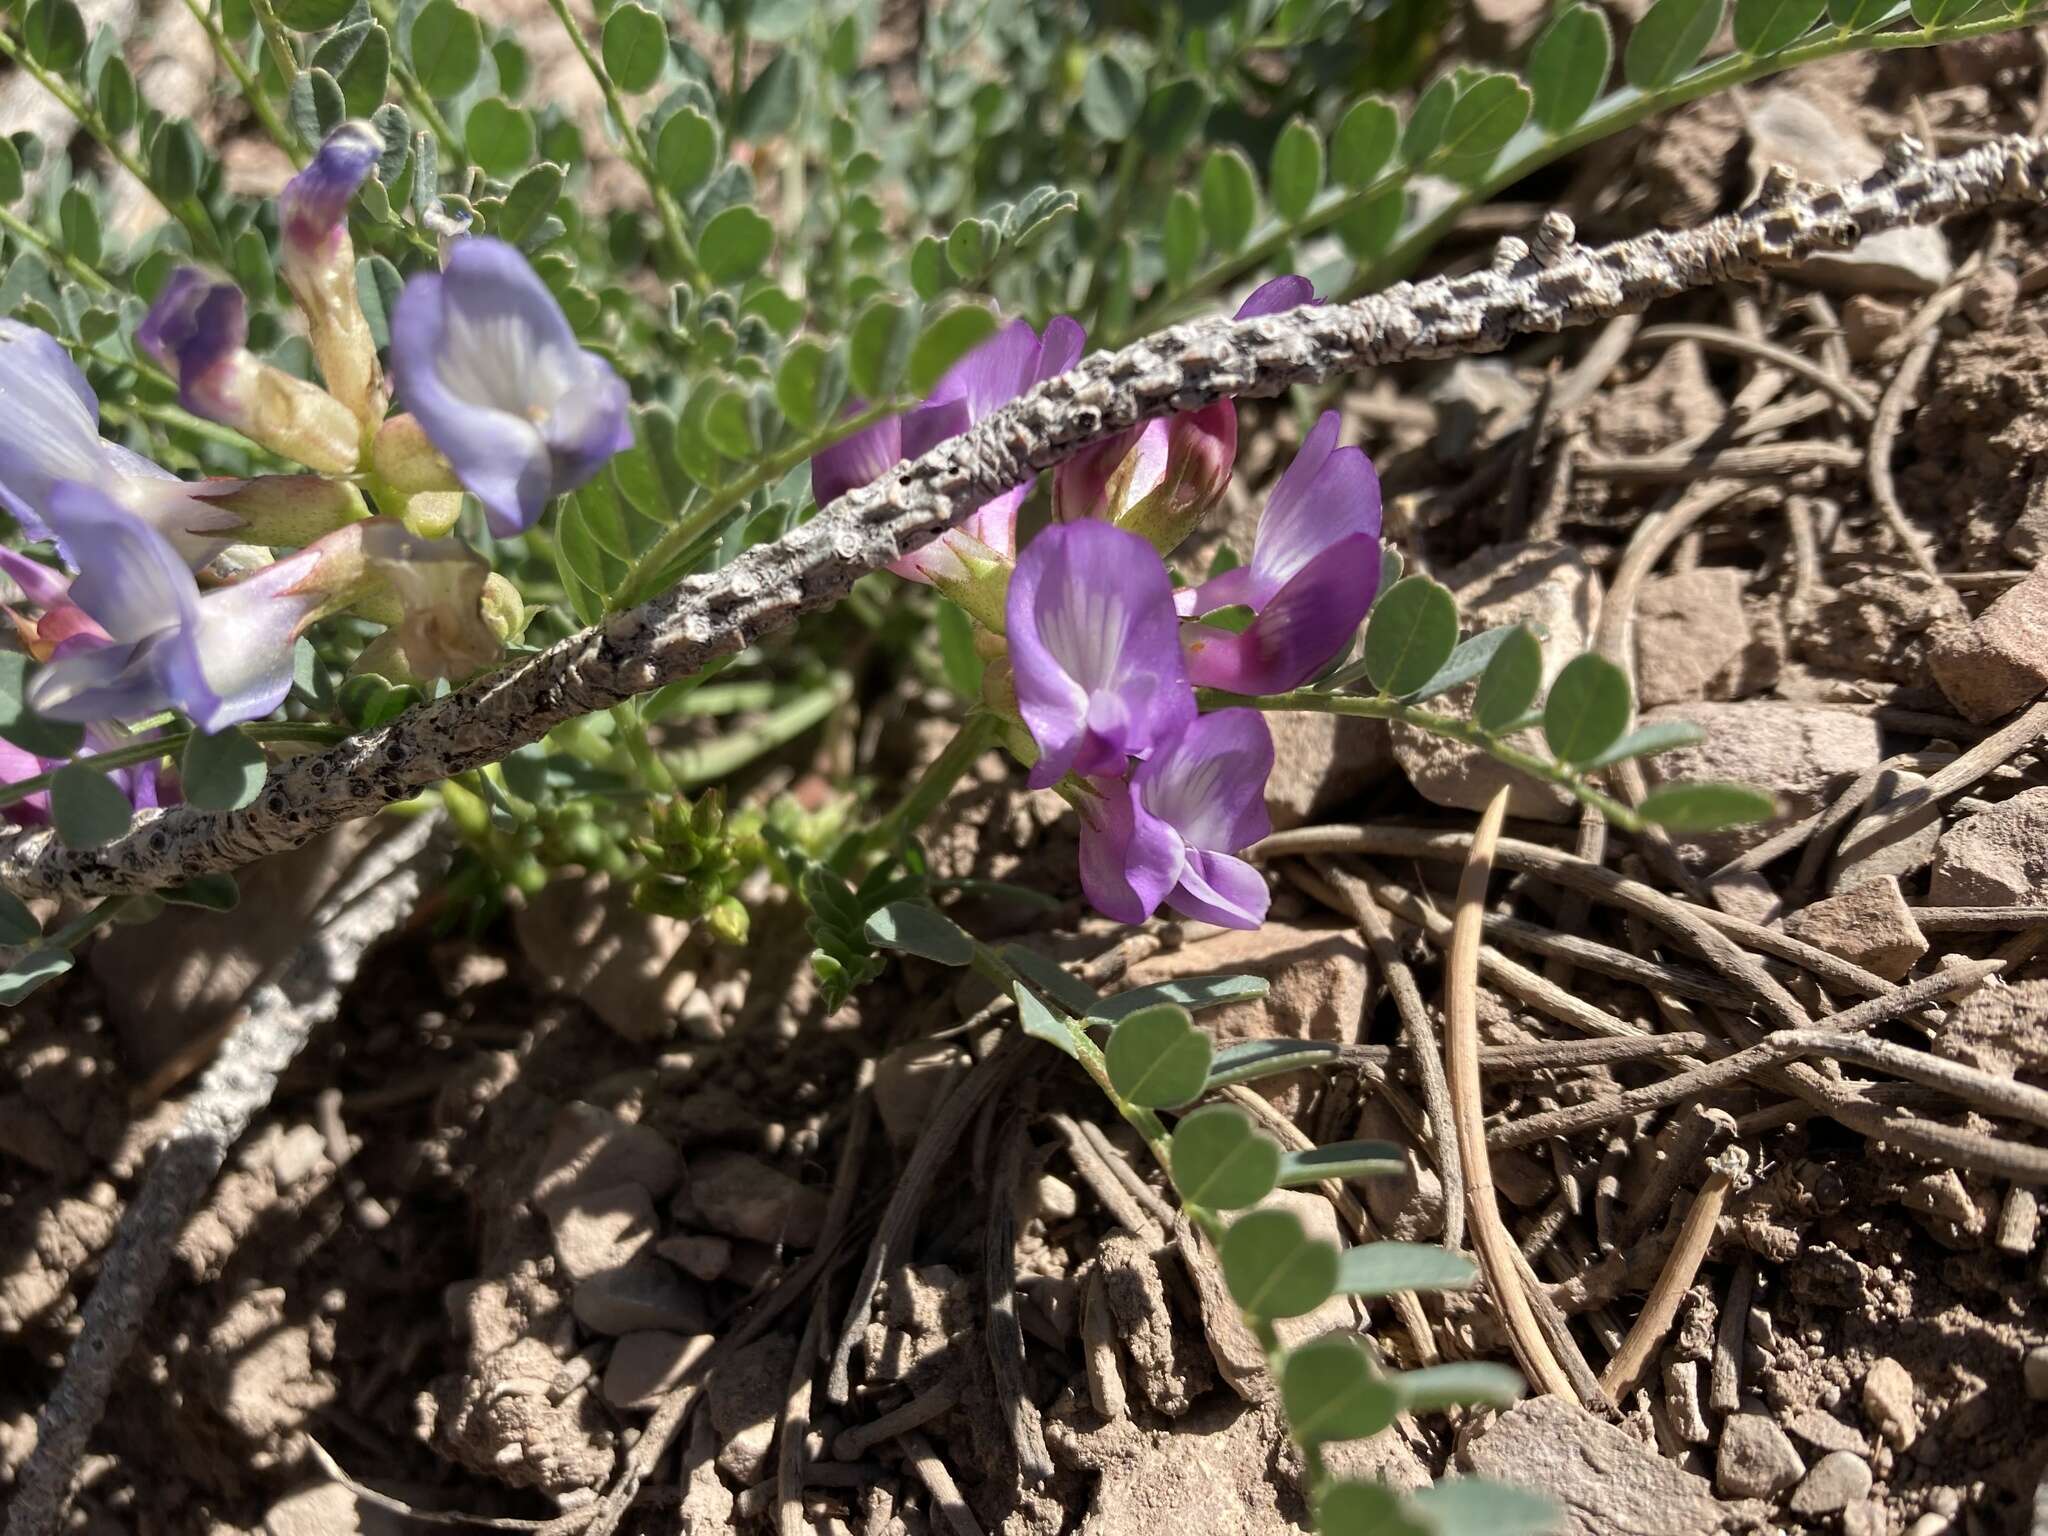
<box><xmin>8</xmin><ymin>7</ymin><xmax>2048</xmax><ymax>1536</ymax></box>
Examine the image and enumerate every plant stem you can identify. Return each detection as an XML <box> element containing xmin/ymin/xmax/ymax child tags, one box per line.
<box><xmin>365</xmin><ymin>0</ymin><xmax>467</xmax><ymax>172</ymax></box>
<box><xmin>541</xmin><ymin>0</ymin><xmax>711</xmax><ymax>291</ymax></box>
<box><xmin>833</xmin><ymin>711</ymin><xmax>1002</xmax><ymax>872</ymax></box>
<box><xmin>1203</xmin><ymin>686</ymin><xmax>1647</xmax><ymax>830</ymax></box>
<box><xmin>181</xmin><ymin>0</ymin><xmax>304</xmax><ymax>164</ymax></box>
<box><xmin>246</xmin><ymin>0</ymin><xmax>301</xmax><ymax>95</ymax></box>
<box><xmin>0</xmin><ymin>203</ymin><xmax>116</xmax><ymax>297</ymax></box>
<box><xmin>610</xmin><ymin>398</ymin><xmax>905</xmax><ymax>610</ymax></box>
<box><xmin>0</xmin><ymin>724</ymin><xmax>349</xmax><ymax>811</ymax></box>
<box><xmin>666</xmin><ymin>670</ymin><xmax>854</xmax><ymax>785</ymax></box>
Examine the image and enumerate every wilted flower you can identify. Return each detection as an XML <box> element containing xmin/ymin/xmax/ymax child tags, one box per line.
<box><xmin>1178</xmin><ymin>410</ymin><xmax>1382</xmax><ymax>694</ymax></box>
<box><xmin>278</xmin><ymin>120</ymin><xmax>387</xmax><ymax>424</ymax></box>
<box><xmin>26</xmin><ymin>483</ymin><xmax>498</xmax><ymax>733</ymax></box>
<box><xmin>1078</xmin><ymin>708</ymin><xmax>1272</xmax><ymax>930</ymax></box>
<box><xmin>139</xmin><ymin>270</ymin><xmax>363</xmax><ymax>473</ymax></box>
<box><xmin>0</xmin><ymin>319</ymin><xmax>237</xmax><ymax>565</ymax></box>
<box><xmin>1005</xmin><ymin>520</ymin><xmax>1195</xmax><ymax>788</ymax></box>
<box><xmin>812</xmin><ymin>315</ymin><xmax>1086</xmax><ymax>589</ymax></box>
<box><xmin>390</xmin><ymin>237</ymin><xmax>633</xmax><ymax>537</ymax></box>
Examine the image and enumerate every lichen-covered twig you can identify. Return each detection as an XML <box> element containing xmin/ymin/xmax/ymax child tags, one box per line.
<box><xmin>10</xmin><ymin>132</ymin><xmax>2048</xmax><ymax>901</ymax></box>
<box><xmin>3</xmin><ymin>815</ymin><xmax>443</xmax><ymax>1536</ymax></box>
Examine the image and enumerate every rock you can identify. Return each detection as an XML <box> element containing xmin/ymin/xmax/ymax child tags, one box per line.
<box><xmin>873</xmin><ymin>1040</ymin><xmax>970</xmax><ymax>1148</ymax></box>
<box><xmin>514</xmin><ymin>872</ymin><xmax>701</xmax><ymax>1043</ymax></box>
<box><xmin>1589</xmin><ymin>327</ymin><xmax>1726</xmax><ymax>458</ymax></box>
<box><xmin>1120</xmin><ymin>921</ymin><xmax>1372</xmax><ymax>1115</ymax></box>
<box><xmin>1862</xmin><ymin>1357</ymin><xmax>1919</xmax><ymax>1450</ymax></box>
<box><xmin>419</xmin><ymin>1336</ymin><xmax>616</xmax><ymax>1495</ymax></box>
<box><xmin>1796</xmin><ymin>572</ymin><xmax>1969</xmax><ymax>686</ymax></box>
<box><xmin>1843</xmin><ymin>296</ymin><xmax>1906</xmax><ymax>361</ymax></box>
<box><xmin>1928</xmin><ymin>788</ymin><xmax>2048</xmax><ymax>906</ymax></box>
<box><xmin>1261</xmin><ymin>710</ymin><xmax>1395</xmax><ymax>831</ymax></box>
<box><xmin>1931</xmin><ymin>978</ymin><xmax>2048</xmax><ymax>1080</ymax></box>
<box><xmin>602</xmin><ymin>1330</ymin><xmax>712</xmax><ymax>1411</ymax></box>
<box><xmin>549</xmin><ymin>1182</ymin><xmax>658</xmax><ymax>1283</ymax></box>
<box><xmin>1355</xmin><ymin>1097</ymin><xmax>1445</xmax><ymax>1240</ymax></box>
<box><xmin>1747</xmin><ymin>90</ymin><xmax>1952</xmax><ymax>292</ymax></box>
<box><xmin>1929</xmin><ymin>566</ymin><xmax>2048</xmax><ymax>722</ymax></box>
<box><xmin>2024</xmin><ymin>1345</ymin><xmax>2048</xmax><ymax>1402</ymax></box>
<box><xmin>1461</xmin><ymin>1395</ymin><xmax>1744</xmax><ymax>1534</ymax></box>
<box><xmin>709</xmin><ymin>1333</ymin><xmax>798</xmax><ymax>1484</ymax></box>
<box><xmin>1045</xmin><ymin>1397</ymin><xmax>1303</xmax><ymax>1536</ymax></box>
<box><xmin>1780</xmin><ymin>877</ymin><xmax>1928</xmax><ymax>981</ymax></box>
<box><xmin>1641</xmin><ymin>703</ymin><xmax>1883</xmax><ymax>860</ymax></box>
<box><xmin>655</xmin><ymin>1232</ymin><xmax>732</xmax><ymax>1282</ymax></box>
<box><xmin>1829</xmin><ymin>767</ymin><xmax>1943</xmax><ymax>893</ymax></box>
<box><xmin>1716</xmin><ymin>1412</ymin><xmax>1806</xmax><ymax>1498</ymax></box>
<box><xmin>1781</xmin><ymin>1405</ymin><xmax>1869</xmax><ymax>1457</ymax></box>
<box><xmin>678</xmin><ymin>1414</ymin><xmax>734</xmax><ymax>1532</ymax></box>
<box><xmin>1635</xmin><ymin>568</ymin><xmax>1753</xmax><ymax>707</ymax></box>
<box><xmin>1391</xmin><ymin>541</ymin><xmax>1602</xmax><ymax>822</ymax></box>
<box><xmin>2004</xmin><ymin>471</ymin><xmax>2048</xmax><ymax>564</ymax></box>
<box><xmin>1428</xmin><ymin>359</ymin><xmax>1536</xmax><ymax>464</ymax></box>
<box><xmin>264</xmin><ymin>1484</ymin><xmax>405</xmax><ymax>1536</ymax></box>
<box><xmin>572</xmin><ymin>1263</ymin><xmax>709</xmax><ymax>1336</ymax></box>
<box><xmin>532</xmin><ymin>1102</ymin><xmax>681</xmax><ymax>1220</ymax></box>
<box><xmin>682</xmin><ymin>1150</ymin><xmax>827</xmax><ymax>1247</ymax></box>
<box><xmin>1789</xmin><ymin>1451</ymin><xmax>1874</xmax><ymax>1516</ymax></box>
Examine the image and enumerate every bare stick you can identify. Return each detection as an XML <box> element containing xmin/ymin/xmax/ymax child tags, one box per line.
<box><xmin>1601</xmin><ymin>1148</ymin><xmax>1749</xmax><ymax>1400</ymax></box>
<box><xmin>1445</xmin><ymin>787</ymin><xmax>1580</xmax><ymax>1403</ymax></box>
<box><xmin>13</xmin><ymin>133</ymin><xmax>2048</xmax><ymax>902</ymax></box>
<box><xmin>4</xmin><ymin>815</ymin><xmax>443</xmax><ymax>1536</ymax></box>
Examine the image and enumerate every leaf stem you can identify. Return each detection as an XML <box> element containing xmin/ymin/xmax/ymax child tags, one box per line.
<box><xmin>666</xmin><ymin>670</ymin><xmax>854</xmax><ymax>786</ymax></box>
<box><xmin>180</xmin><ymin>0</ymin><xmax>304</xmax><ymax>164</ymax></box>
<box><xmin>365</xmin><ymin>0</ymin><xmax>468</xmax><ymax>172</ymax></box>
<box><xmin>833</xmin><ymin>711</ymin><xmax>1001</xmax><ymax>872</ymax></box>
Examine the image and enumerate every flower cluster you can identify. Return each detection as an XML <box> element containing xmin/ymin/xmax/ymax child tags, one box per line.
<box><xmin>808</xmin><ymin>280</ymin><xmax>1384</xmax><ymax>929</ymax></box>
<box><xmin>0</xmin><ymin>123</ymin><xmax>638</xmax><ymax>820</ymax></box>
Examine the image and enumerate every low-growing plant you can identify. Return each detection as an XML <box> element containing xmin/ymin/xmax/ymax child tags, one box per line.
<box><xmin>0</xmin><ymin>0</ymin><xmax>2036</xmax><ymax>1523</ymax></box>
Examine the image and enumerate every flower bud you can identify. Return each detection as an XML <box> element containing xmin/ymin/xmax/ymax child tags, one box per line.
<box><xmin>1051</xmin><ymin>403</ymin><xmax>1236</xmax><ymax>556</ymax></box>
<box><xmin>371</xmin><ymin>413</ymin><xmax>462</xmax><ymax>496</ymax></box>
<box><xmin>139</xmin><ymin>270</ymin><xmax>362</xmax><ymax>473</ymax></box>
<box><xmin>401</xmin><ymin>492</ymin><xmax>466</xmax><ymax>539</ymax></box>
<box><xmin>190</xmin><ymin>474</ymin><xmax>367</xmax><ymax>546</ymax></box>
<box><xmin>279</xmin><ymin>122</ymin><xmax>387</xmax><ymax>424</ymax></box>
<box><xmin>924</xmin><ymin>535</ymin><xmax>1013</xmax><ymax>634</ymax></box>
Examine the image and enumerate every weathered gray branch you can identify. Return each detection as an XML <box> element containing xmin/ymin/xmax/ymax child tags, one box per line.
<box><xmin>6</xmin><ymin>131</ymin><xmax>2048</xmax><ymax>899</ymax></box>
<box><xmin>3</xmin><ymin>816</ymin><xmax>442</xmax><ymax>1536</ymax></box>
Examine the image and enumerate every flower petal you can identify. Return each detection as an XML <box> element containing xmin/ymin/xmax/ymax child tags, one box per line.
<box><xmin>1077</xmin><ymin>775</ymin><xmax>1184</xmax><ymax>923</ymax></box>
<box><xmin>1247</xmin><ymin>410</ymin><xmax>1349</xmax><ymax>594</ymax></box>
<box><xmin>0</xmin><ymin>546</ymin><xmax>72</xmax><ymax>609</ymax></box>
<box><xmin>1183</xmin><ymin>530</ymin><xmax>1381</xmax><ymax>694</ymax></box>
<box><xmin>1005</xmin><ymin>520</ymin><xmax>1194</xmax><ymax>788</ymax></box>
<box><xmin>160</xmin><ymin>551</ymin><xmax>323</xmax><ymax>732</ymax></box>
<box><xmin>27</xmin><ymin>638</ymin><xmax>163</xmax><ymax>723</ymax></box>
<box><xmin>0</xmin><ymin>320</ymin><xmax>109</xmax><ymax>540</ymax></box>
<box><xmin>1168</xmin><ymin>848</ymin><xmax>1270</xmax><ymax>929</ymax></box>
<box><xmin>42</xmin><ymin>482</ymin><xmax>198</xmax><ymax>646</ymax></box>
<box><xmin>811</xmin><ymin>410</ymin><xmax>904</xmax><ymax>509</ymax></box>
<box><xmin>541</xmin><ymin>348</ymin><xmax>634</xmax><ymax>495</ymax></box>
<box><xmin>280</xmin><ymin>120</ymin><xmax>383</xmax><ymax>256</ymax></box>
<box><xmin>1033</xmin><ymin>315</ymin><xmax>1087</xmax><ymax>380</ymax></box>
<box><xmin>1133</xmin><ymin>707</ymin><xmax>1274</xmax><ymax>854</ymax></box>
<box><xmin>1234</xmin><ymin>275</ymin><xmax>1317</xmax><ymax>319</ymax></box>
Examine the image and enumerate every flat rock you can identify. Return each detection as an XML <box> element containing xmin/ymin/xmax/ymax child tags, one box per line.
<box><xmin>1931</xmin><ymin>978</ymin><xmax>2048</xmax><ymax>1080</ymax></box>
<box><xmin>682</xmin><ymin>1150</ymin><xmax>827</xmax><ymax>1247</ymax></box>
<box><xmin>655</xmin><ymin>1232</ymin><xmax>732</xmax><ymax>1282</ymax></box>
<box><xmin>1862</xmin><ymin>1357</ymin><xmax>1919</xmax><ymax>1450</ymax></box>
<box><xmin>572</xmin><ymin>1262</ymin><xmax>709</xmax><ymax>1337</ymax></box>
<box><xmin>1790</xmin><ymin>1451</ymin><xmax>1873</xmax><ymax>1516</ymax></box>
<box><xmin>873</xmin><ymin>1040</ymin><xmax>970</xmax><ymax>1148</ymax></box>
<box><xmin>1120</xmin><ymin>921</ymin><xmax>1372</xmax><ymax>1116</ymax></box>
<box><xmin>1929</xmin><ymin>565</ymin><xmax>2048</xmax><ymax>723</ymax></box>
<box><xmin>1635</xmin><ymin>567</ymin><xmax>1754</xmax><ymax>706</ymax></box>
<box><xmin>1460</xmin><ymin>1395</ymin><xmax>1745</xmax><ymax>1534</ymax></box>
<box><xmin>1780</xmin><ymin>877</ymin><xmax>1928</xmax><ymax>981</ymax></box>
<box><xmin>1046</xmin><ymin>1397</ymin><xmax>1302</xmax><ymax>1536</ymax></box>
<box><xmin>1747</xmin><ymin>90</ymin><xmax>1952</xmax><ymax>292</ymax></box>
<box><xmin>1391</xmin><ymin>541</ymin><xmax>1602</xmax><ymax>822</ymax></box>
<box><xmin>514</xmin><ymin>872</ymin><xmax>702</xmax><ymax>1043</ymax></box>
<box><xmin>601</xmin><ymin>1330</ymin><xmax>711</xmax><ymax>1411</ymax></box>
<box><xmin>1928</xmin><ymin>787</ymin><xmax>2048</xmax><ymax>906</ymax></box>
<box><xmin>1717</xmin><ymin>1411</ymin><xmax>1806</xmax><ymax>1498</ymax></box>
<box><xmin>549</xmin><ymin>1182</ymin><xmax>658</xmax><ymax>1283</ymax></box>
<box><xmin>1781</xmin><ymin>1405</ymin><xmax>1869</xmax><ymax>1457</ymax></box>
<box><xmin>532</xmin><ymin>1102</ymin><xmax>682</xmax><ymax>1220</ymax></box>
<box><xmin>1640</xmin><ymin>703</ymin><xmax>1883</xmax><ymax>861</ymax></box>
<box><xmin>264</xmin><ymin>1484</ymin><xmax>405</xmax><ymax>1536</ymax></box>
<box><xmin>709</xmin><ymin>1333</ymin><xmax>798</xmax><ymax>1484</ymax></box>
<box><xmin>1829</xmin><ymin>767</ymin><xmax>1942</xmax><ymax>893</ymax></box>
<box><xmin>1262</xmin><ymin>709</ymin><xmax>1395</xmax><ymax>831</ymax></box>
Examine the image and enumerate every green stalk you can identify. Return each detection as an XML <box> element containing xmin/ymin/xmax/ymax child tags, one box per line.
<box><xmin>1205</xmin><ymin>686</ymin><xmax>1647</xmax><ymax>830</ymax></box>
<box><xmin>246</xmin><ymin>0</ymin><xmax>301</xmax><ymax>95</ymax></box>
<box><xmin>666</xmin><ymin>670</ymin><xmax>855</xmax><ymax>785</ymax></box>
<box><xmin>832</xmin><ymin>710</ymin><xmax>1002</xmax><ymax>872</ymax></box>
<box><xmin>0</xmin><ymin>202</ymin><xmax>116</xmax><ymax>297</ymax></box>
<box><xmin>181</xmin><ymin>0</ymin><xmax>304</xmax><ymax>164</ymax></box>
<box><xmin>0</xmin><ymin>723</ymin><xmax>349</xmax><ymax>810</ymax></box>
<box><xmin>541</xmin><ymin>0</ymin><xmax>712</xmax><ymax>292</ymax></box>
<box><xmin>609</xmin><ymin>398</ymin><xmax>906</xmax><ymax>610</ymax></box>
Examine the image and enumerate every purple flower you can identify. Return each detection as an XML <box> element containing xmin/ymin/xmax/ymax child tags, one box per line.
<box><xmin>278</xmin><ymin>121</ymin><xmax>387</xmax><ymax>424</ymax></box>
<box><xmin>1051</xmin><ymin>400</ymin><xmax>1237</xmax><ymax>554</ymax></box>
<box><xmin>0</xmin><ymin>319</ymin><xmax>235</xmax><ymax>564</ymax></box>
<box><xmin>139</xmin><ymin>270</ymin><xmax>361</xmax><ymax>473</ymax></box>
<box><xmin>1177</xmin><ymin>410</ymin><xmax>1382</xmax><ymax>694</ymax></box>
<box><xmin>1078</xmin><ymin>709</ymin><xmax>1273</xmax><ymax>930</ymax></box>
<box><xmin>811</xmin><ymin>315</ymin><xmax>1086</xmax><ymax>581</ymax></box>
<box><xmin>1</xmin><ymin>727</ymin><xmax>164</xmax><ymax>828</ymax></box>
<box><xmin>390</xmin><ymin>237</ymin><xmax>632</xmax><ymax>537</ymax></box>
<box><xmin>1234</xmin><ymin>274</ymin><xmax>1318</xmax><ymax>319</ymax></box>
<box><xmin>25</xmin><ymin>484</ymin><xmax>498</xmax><ymax>732</ymax></box>
<box><xmin>1005</xmin><ymin>519</ymin><xmax>1195</xmax><ymax>789</ymax></box>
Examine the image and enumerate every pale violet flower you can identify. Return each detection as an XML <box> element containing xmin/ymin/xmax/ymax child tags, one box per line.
<box><xmin>390</xmin><ymin>237</ymin><xmax>633</xmax><ymax>536</ymax></box>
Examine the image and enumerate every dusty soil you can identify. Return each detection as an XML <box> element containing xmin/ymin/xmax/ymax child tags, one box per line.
<box><xmin>8</xmin><ymin>5</ymin><xmax>2048</xmax><ymax>1536</ymax></box>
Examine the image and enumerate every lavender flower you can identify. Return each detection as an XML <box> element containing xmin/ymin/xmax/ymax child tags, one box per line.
<box><xmin>1005</xmin><ymin>519</ymin><xmax>1195</xmax><ymax>788</ymax></box>
<box><xmin>1234</xmin><ymin>274</ymin><xmax>1317</xmax><ymax>319</ymax></box>
<box><xmin>25</xmin><ymin>484</ymin><xmax>499</xmax><ymax>732</ymax></box>
<box><xmin>278</xmin><ymin>121</ymin><xmax>387</xmax><ymax>423</ymax></box>
<box><xmin>811</xmin><ymin>316</ymin><xmax>1086</xmax><ymax>583</ymax></box>
<box><xmin>1177</xmin><ymin>410</ymin><xmax>1382</xmax><ymax>694</ymax></box>
<box><xmin>0</xmin><ymin>319</ymin><xmax>235</xmax><ymax>564</ymax></box>
<box><xmin>139</xmin><ymin>270</ymin><xmax>362</xmax><ymax>473</ymax></box>
<box><xmin>1</xmin><ymin>728</ymin><xmax>164</xmax><ymax>828</ymax></box>
<box><xmin>390</xmin><ymin>237</ymin><xmax>632</xmax><ymax>537</ymax></box>
<box><xmin>1078</xmin><ymin>708</ymin><xmax>1273</xmax><ymax>930</ymax></box>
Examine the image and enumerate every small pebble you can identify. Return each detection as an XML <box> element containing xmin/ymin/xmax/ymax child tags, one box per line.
<box><xmin>1716</xmin><ymin>1412</ymin><xmax>1806</xmax><ymax>1499</ymax></box>
<box><xmin>1789</xmin><ymin>1450</ymin><xmax>1873</xmax><ymax>1516</ymax></box>
<box><xmin>1863</xmin><ymin>1357</ymin><xmax>1919</xmax><ymax>1450</ymax></box>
